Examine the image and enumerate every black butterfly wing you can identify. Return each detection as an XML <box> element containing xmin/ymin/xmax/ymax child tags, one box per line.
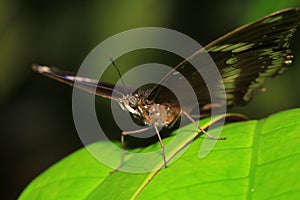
<box><xmin>148</xmin><ymin>8</ymin><xmax>300</xmax><ymax>113</ymax></box>
<box><xmin>205</xmin><ymin>8</ymin><xmax>300</xmax><ymax>106</ymax></box>
<box><xmin>32</xmin><ymin>64</ymin><xmax>129</xmax><ymax>100</ymax></box>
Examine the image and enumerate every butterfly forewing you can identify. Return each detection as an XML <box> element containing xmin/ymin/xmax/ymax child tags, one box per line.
<box><xmin>148</xmin><ymin>8</ymin><xmax>300</xmax><ymax>112</ymax></box>
<box><xmin>32</xmin><ymin>65</ymin><xmax>129</xmax><ymax>100</ymax></box>
<box><xmin>206</xmin><ymin>8</ymin><xmax>300</xmax><ymax>105</ymax></box>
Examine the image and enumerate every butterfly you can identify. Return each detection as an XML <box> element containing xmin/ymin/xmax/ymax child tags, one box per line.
<box><xmin>32</xmin><ymin>8</ymin><xmax>300</xmax><ymax>171</ymax></box>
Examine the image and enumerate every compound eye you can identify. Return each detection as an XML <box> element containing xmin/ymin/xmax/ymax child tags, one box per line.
<box><xmin>128</xmin><ymin>95</ymin><xmax>138</xmax><ymax>107</ymax></box>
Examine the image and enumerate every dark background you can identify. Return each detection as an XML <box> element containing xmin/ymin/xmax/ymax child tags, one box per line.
<box><xmin>1</xmin><ymin>1</ymin><xmax>300</xmax><ymax>199</ymax></box>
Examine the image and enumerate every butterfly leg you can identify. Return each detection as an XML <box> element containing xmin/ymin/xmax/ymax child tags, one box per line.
<box><xmin>153</xmin><ymin>124</ymin><xmax>167</xmax><ymax>168</ymax></box>
<box><xmin>110</xmin><ymin>126</ymin><xmax>152</xmax><ymax>174</ymax></box>
<box><xmin>182</xmin><ymin>111</ymin><xmax>226</xmax><ymax>140</ymax></box>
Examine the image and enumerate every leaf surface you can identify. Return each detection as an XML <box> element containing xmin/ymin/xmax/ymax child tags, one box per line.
<box><xmin>19</xmin><ymin>108</ymin><xmax>300</xmax><ymax>199</ymax></box>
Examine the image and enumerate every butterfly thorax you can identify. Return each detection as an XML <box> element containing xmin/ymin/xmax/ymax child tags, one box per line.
<box><xmin>118</xmin><ymin>89</ymin><xmax>181</xmax><ymax>128</ymax></box>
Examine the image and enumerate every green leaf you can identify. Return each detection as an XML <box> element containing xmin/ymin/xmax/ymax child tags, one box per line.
<box><xmin>19</xmin><ymin>108</ymin><xmax>300</xmax><ymax>199</ymax></box>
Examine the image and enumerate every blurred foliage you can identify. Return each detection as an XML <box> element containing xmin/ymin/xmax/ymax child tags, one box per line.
<box><xmin>1</xmin><ymin>0</ymin><xmax>300</xmax><ymax>199</ymax></box>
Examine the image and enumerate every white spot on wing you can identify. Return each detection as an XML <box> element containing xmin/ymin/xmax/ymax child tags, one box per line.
<box><xmin>172</xmin><ymin>71</ymin><xmax>180</xmax><ymax>75</ymax></box>
<box><xmin>35</xmin><ymin>66</ymin><xmax>51</xmax><ymax>73</ymax></box>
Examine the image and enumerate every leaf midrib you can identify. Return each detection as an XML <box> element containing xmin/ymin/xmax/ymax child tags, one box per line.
<box><xmin>247</xmin><ymin>119</ymin><xmax>263</xmax><ymax>200</ymax></box>
<box><xmin>128</xmin><ymin>115</ymin><xmax>233</xmax><ymax>199</ymax></box>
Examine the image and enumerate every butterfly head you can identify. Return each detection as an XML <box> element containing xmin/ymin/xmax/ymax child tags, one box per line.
<box><xmin>118</xmin><ymin>93</ymin><xmax>141</xmax><ymax>117</ymax></box>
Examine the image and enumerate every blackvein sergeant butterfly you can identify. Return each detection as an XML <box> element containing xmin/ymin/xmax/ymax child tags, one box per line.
<box><xmin>32</xmin><ymin>8</ymin><xmax>300</xmax><ymax>171</ymax></box>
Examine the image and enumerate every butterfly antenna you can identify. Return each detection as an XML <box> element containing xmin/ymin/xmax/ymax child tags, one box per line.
<box><xmin>109</xmin><ymin>57</ymin><xmax>129</xmax><ymax>94</ymax></box>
